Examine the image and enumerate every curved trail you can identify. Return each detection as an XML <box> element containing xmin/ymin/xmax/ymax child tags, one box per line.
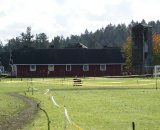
<box><xmin>0</xmin><ymin>93</ymin><xmax>38</xmax><ymax>130</ymax></box>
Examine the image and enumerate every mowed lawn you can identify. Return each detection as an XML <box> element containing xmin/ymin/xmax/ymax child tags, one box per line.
<box><xmin>0</xmin><ymin>77</ymin><xmax>160</xmax><ymax>130</ymax></box>
<box><xmin>0</xmin><ymin>94</ymin><xmax>26</xmax><ymax>124</ymax></box>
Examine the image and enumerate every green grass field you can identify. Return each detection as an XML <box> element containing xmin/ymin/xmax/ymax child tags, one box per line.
<box><xmin>0</xmin><ymin>77</ymin><xmax>160</xmax><ymax>130</ymax></box>
<box><xmin>0</xmin><ymin>94</ymin><xmax>25</xmax><ymax>122</ymax></box>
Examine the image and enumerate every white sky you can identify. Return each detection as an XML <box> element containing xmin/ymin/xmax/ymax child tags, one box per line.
<box><xmin>0</xmin><ymin>0</ymin><xmax>160</xmax><ymax>44</ymax></box>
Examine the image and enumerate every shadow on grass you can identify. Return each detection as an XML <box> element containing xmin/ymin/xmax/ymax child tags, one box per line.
<box><xmin>51</xmin><ymin>87</ymin><xmax>157</xmax><ymax>91</ymax></box>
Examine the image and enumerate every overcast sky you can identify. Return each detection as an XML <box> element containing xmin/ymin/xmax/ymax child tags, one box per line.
<box><xmin>0</xmin><ymin>0</ymin><xmax>160</xmax><ymax>44</ymax></box>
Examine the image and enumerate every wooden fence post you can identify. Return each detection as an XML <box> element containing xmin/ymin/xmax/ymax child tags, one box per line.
<box><xmin>132</xmin><ymin>122</ymin><xmax>135</xmax><ymax>130</ymax></box>
<box><xmin>37</xmin><ymin>103</ymin><xmax>50</xmax><ymax>130</ymax></box>
<box><xmin>156</xmin><ymin>78</ymin><xmax>158</xmax><ymax>89</ymax></box>
<box><xmin>32</xmin><ymin>87</ymin><xmax>34</xmax><ymax>95</ymax></box>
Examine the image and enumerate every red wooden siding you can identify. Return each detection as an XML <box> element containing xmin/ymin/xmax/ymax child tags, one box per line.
<box><xmin>16</xmin><ymin>64</ymin><xmax>122</xmax><ymax>77</ymax></box>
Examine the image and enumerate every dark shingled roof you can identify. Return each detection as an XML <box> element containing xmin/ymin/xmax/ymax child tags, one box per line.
<box><xmin>12</xmin><ymin>48</ymin><xmax>124</xmax><ymax>64</ymax></box>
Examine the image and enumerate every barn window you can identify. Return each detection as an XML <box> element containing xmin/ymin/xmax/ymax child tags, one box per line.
<box><xmin>66</xmin><ymin>65</ymin><xmax>71</xmax><ymax>71</ymax></box>
<box><xmin>83</xmin><ymin>64</ymin><xmax>89</xmax><ymax>71</ymax></box>
<box><xmin>100</xmin><ymin>64</ymin><xmax>106</xmax><ymax>71</ymax></box>
<box><xmin>30</xmin><ymin>65</ymin><xmax>36</xmax><ymax>71</ymax></box>
<box><xmin>48</xmin><ymin>65</ymin><xmax>54</xmax><ymax>71</ymax></box>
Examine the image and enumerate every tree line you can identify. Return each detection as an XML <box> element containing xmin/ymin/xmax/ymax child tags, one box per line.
<box><xmin>1</xmin><ymin>19</ymin><xmax>160</xmax><ymax>52</ymax></box>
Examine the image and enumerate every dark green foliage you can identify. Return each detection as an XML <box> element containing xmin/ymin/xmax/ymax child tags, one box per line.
<box><xmin>50</xmin><ymin>36</ymin><xmax>65</xmax><ymax>49</ymax></box>
<box><xmin>4</xmin><ymin>37</ymin><xmax>23</xmax><ymax>51</ymax></box>
<box><xmin>34</xmin><ymin>33</ymin><xmax>49</xmax><ymax>49</ymax></box>
<box><xmin>0</xmin><ymin>41</ymin><xmax>4</xmax><ymax>52</ymax></box>
<box><xmin>1</xmin><ymin>20</ymin><xmax>160</xmax><ymax>52</ymax></box>
<box><xmin>154</xmin><ymin>54</ymin><xmax>160</xmax><ymax>64</ymax></box>
<box><xmin>122</xmin><ymin>36</ymin><xmax>132</xmax><ymax>72</ymax></box>
<box><xmin>20</xmin><ymin>27</ymin><xmax>34</xmax><ymax>48</ymax></box>
<box><xmin>149</xmin><ymin>20</ymin><xmax>160</xmax><ymax>33</ymax></box>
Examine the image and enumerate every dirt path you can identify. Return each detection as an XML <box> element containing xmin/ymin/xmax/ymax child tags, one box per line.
<box><xmin>0</xmin><ymin>93</ymin><xmax>38</xmax><ymax>130</ymax></box>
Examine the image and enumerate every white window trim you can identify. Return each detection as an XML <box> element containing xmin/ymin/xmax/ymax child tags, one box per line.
<box><xmin>83</xmin><ymin>64</ymin><xmax>89</xmax><ymax>71</ymax></box>
<box><xmin>66</xmin><ymin>65</ymin><xmax>71</xmax><ymax>71</ymax></box>
<box><xmin>30</xmin><ymin>65</ymin><xmax>36</xmax><ymax>71</ymax></box>
<box><xmin>100</xmin><ymin>64</ymin><xmax>106</xmax><ymax>71</ymax></box>
<box><xmin>48</xmin><ymin>65</ymin><xmax>54</xmax><ymax>71</ymax></box>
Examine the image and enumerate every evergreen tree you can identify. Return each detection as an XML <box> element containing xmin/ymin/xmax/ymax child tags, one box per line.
<box><xmin>4</xmin><ymin>37</ymin><xmax>22</xmax><ymax>51</ymax></box>
<box><xmin>20</xmin><ymin>27</ymin><xmax>34</xmax><ymax>48</ymax></box>
<box><xmin>50</xmin><ymin>36</ymin><xmax>64</xmax><ymax>48</ymax></box>
<box><xmin>0</xmin><ymin>40</ymin><xmax>3</xmax><ymax>52</ymax></box>
<box><xmin>3</xmin><ymin>20</ymin><xmax>160</xmax><ymax>50</ymax></box>
<box><xmin>34</xmin><ymin>33</ymin><xmax>49</xmax><ymax>49</ymax></box>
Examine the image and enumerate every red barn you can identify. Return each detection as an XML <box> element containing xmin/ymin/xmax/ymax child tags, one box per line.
<box><xmin>10</xmin><ymin>48</ymin><xmax>124</xmax><ymax>77</ymax></box>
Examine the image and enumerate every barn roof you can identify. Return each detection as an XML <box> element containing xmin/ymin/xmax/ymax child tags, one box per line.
<box><xmin>12</xmin><ymin>48</ymin><xmax>124</xmax><ymax>65</ymax></box>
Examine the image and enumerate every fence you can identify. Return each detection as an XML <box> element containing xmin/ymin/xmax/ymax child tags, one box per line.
<box><xmin>0</xmin><ymin>77</ymin><xmax>160</xmax><ymax>129</ymax></box>
<box><xmin>73</xmin><ymin>78</ymin><xmax>83</xmax><ymax>86</ymax></box>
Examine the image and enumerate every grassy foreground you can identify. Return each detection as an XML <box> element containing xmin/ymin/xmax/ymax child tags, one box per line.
<box><xmin>0</xmin><ymin>94</ymin><xmax>26</xmax><ymax>123</ymax></box>
<box><xmin>0</xmin><ymin>77</ymin><xmax>160</xmax><ymax>130</ymax></box>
